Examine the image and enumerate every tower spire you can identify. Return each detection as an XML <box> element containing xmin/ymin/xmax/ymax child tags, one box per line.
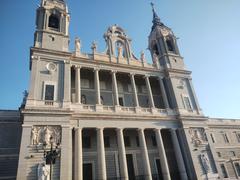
<box><xmin>150</xmin><ymin>2</ymin><xmax>163</xmax><ymax>30</ymax></box>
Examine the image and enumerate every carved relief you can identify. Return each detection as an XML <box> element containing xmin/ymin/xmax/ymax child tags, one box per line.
<box><xmin>200</xmin><ymin>153</ymin><xmax>211</xmax><ymax>174</ymax></box>
<box><xmin>189</xmin><ymin>128</ymin><xmax>207</xmax><ymax>146</ymax></box>
<box><xmin>37</xmin><ymin>162</ymin><xmax>50</xmax><ymax>180</ymax></box>
<box><xmin>31</xmin><ymin>126</ymin><xmax>61</xmax><ymax>146</ymax></box>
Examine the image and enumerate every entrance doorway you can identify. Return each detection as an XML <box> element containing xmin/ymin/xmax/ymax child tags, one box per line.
<box><xmin>156</xmin><ymin>159</ymin><xmax>163</xmax><ymax>180</ymax></box>
<box><xmin>83</xmin><ymin>163</ymin><xmax>93</xmax><ymax>180</ymax></box>
<box><xmin>126</xmin><ymin>154</ymin><xmax>135</xmax><ymax>180</ymax></box>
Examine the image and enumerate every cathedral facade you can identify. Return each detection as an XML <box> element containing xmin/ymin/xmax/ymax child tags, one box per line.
<box><xmin>9</xmin><ymin>0</ymin><xmax>240</xmax><ymax>180</ymax></box>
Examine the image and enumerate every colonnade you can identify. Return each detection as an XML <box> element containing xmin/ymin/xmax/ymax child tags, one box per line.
<box><xmin>73</xmin><ymin>66</ymin><xmax>170</xmax><ymax>109</ymax></box>
<box><xmin>73</xmin><ymin>128</ymin><xmax>188</xmax><ymax>180</ymax></box>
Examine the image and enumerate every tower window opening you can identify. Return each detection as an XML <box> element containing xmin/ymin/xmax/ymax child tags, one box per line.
<box><xmin>166</xmin><ymin>38</ymin><xmax>175</xmax><ymax>52</ymax></box>
<box><xmin>152</xmin><ymin>44</ymin><xmax>159</xmax><ymax>55</ymax></box>
<box><xmin>48</xmin><ymin>14</ymin><xmax>60</xmax><ymax>30</ymax></box>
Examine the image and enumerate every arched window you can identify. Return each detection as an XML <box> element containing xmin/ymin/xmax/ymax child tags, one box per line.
<box><xmin>48</xmin><ymin>14</ymin><xmax>59</xmax><ymax>30</ymax></box>
<box><xmin>115</xmin><ymin>41</ymin><xmax>126</xmax><ymax>58</ymax></box>
<box><xmin>152</xmin><ymin>44</ymin><xmax>159</xmax><ymax>55</ymax></box>
<box><xmin>166</xmin><ymin>38</ymin><xmax>175</xmax><ymax>52</ymax></box>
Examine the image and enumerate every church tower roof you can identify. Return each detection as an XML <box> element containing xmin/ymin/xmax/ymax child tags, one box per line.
<box><xmin>151</xmin><ymin>2</ymin><xmax>164</xmax><ymax>30</ymax></box>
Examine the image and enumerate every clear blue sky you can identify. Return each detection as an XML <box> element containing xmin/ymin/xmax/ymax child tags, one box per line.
<box><xmin>0</xmin><ymin>0</ymin><xmax>239</xmax><ymax>119</ymax></box>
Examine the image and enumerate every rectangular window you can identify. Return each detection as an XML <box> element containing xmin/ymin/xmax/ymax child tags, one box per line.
<box><xmin>236</xmin><ymin>133</ymin><xmax>240</xmax><ymax>143</ymax></box>
<box><xmin>183</xmin><ymin>96</ymin><xmax>192</xmax><ymax>110</ymax></box>
<box><xmin>100</xmin><ymin>81</ymin><xmax>106</xmax><ymax>90</ymax></box>
<box><xmin>81</xmin><ymin>79</ymin><xmax>90</xmax><ymax>88</ymax></box>
<box><xmin>136</xmin><ymin>136</ymin><xmax>140</xmax><ymax>147</ymax></box>
<box><xmin>124</xmin><ymin>136</ymin><xmax>131</xmax><ymax>147</ymax></box>
<box><xmin>235</xmin><ymin>163</ymin><xmax>240</xmax><ymax>176</ymax></box>
<box><xmin>222</xmin><ymin>133</ymin><xmax>229</xmax><ymax>143</ymax></box>
<box><xmin>151</xmin><ymin>135</ymin><xmax>157</xmax><ymax>146</ymax></box>
<box><xmin>210</xmin><ymin>133</ymin><xmax>215</xmax><ymax>143</ymax></box>
<box><xmin>217</xmin><ymin>152</ymin><xmax>221</xmax><ymax>157</ymax></box>
<box><xmin>220</xmin><ymin>164</ymin><xmax>228</xmax><ymax>178</ymax></box>
<box><xmin>104</xmin><ymin>136</ymin><xmax>110</xmax><ymax>148</ymax></box>
<box><xmin>142</xmin><ymin>86</ymin><xmax>147</xmax><ymax>93</ymax></box>
<box><xmin>83</xmin><ymin>136</ymin><xmax>91</xmax><ymax>148</ymax></box>
<box><xmin>45</xmin><ymin>85</ymin><xmax>54</xmax><ymax>101</ymax></box>
<box><xmin>128</xmin><ymin>84</ymin><xmax>133</xmax><ymax>92</ymax></box>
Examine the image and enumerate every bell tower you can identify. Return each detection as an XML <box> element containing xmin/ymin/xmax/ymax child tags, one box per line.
<box><xmin>34</xmin><ymin>0</ymin><xmax>70</xmax><ymax>51</ymax></box>
<box><xmin>148</xmin><ymin>3</ymin><xmax>202</xmax><ymax>115</ymax></box>
<box><xmin>148</xmin><ymin>3</ymin><xmax>184</xmax><ymax>70</ymax></box>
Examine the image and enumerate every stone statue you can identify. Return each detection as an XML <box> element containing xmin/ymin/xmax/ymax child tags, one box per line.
<box><xmin>117</xmin><ymin>45</ymin><xmax>123</xmax><ymax>58</ymax></box>
<box><xmin>31</xmin><ymin>127</ymin><xmax>39</xmax><ymax>145</ymax></box>
<box><xmin>44</xmin><ymin>127</ymin><xmax>52</xmax><ymax>145</ymax></box>
<box><xmin>153</xmin><ymin>52</ymin><xmax>160</xmax><ymax>69</ymax></box>
<box><xmin>37</xmin><ymin>162</ymin><xmax>50</xmax><ymax>180</ymax></box>
<box><xmin>75</xmin><ymin>37</ymin><xmax>81</xmax><ymax>53</ymax></box>
<box><xmin>53</xmin><ymin>129</ymin><xmax>61</xmax><ymax>145</ymax></box>
<box><xmin>81</xmin><ymin>95</ymin><xmax>86</xmax><ymax>104</ymax></box>
<box><xmin>91</xmin><ymin>41</ymin><xmax>97</xmax><ymax>53</ymax></box>
<box><xmin>200</xmin><ymin>153</ymin><xmax>210</xmax><ymax>174</ymax></box>
<box><xmin>140</xmin><ymin>51</ymin><xmax>145</xmax><ymax>61</ymax></box>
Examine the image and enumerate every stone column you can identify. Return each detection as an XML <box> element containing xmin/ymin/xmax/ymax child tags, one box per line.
<box><xmin>75</xmin><ymin>66</ymin><xmax>81</xmax><ymax>104</ymax></box>
<box><xmin>138</xmin><ymin>129</ymin><xmax>152</xmax><ymax>180</ymax></box>
<box><xmin>170</xmin><ymin>129</ymin><xmax>188</xmax><ymax>180</ymax></box>
<box><xmin>130</xmin><ymin>73</ymin><xmax>139</xmax><ymax>107</ymax></box>
<box><xmin>97</xmin><ymin>128</ymin><xmax>107</xmax><ymax>180</ymax></box>
<box><xmin>112</xmin><ymin>70</ymin><xmax>119</xmax><ymax>106</ymax></box>
<box><xmin>145</xmin><ymin>75</ymin><xmax>155</xmax><ymax>108</ymax></box>
<box><xmin>158</xmin><ymin>77</ymin><xmax>170</xmax><ymax>109</ymax></box>
<box><xmin>60</xmin><ymin>125</ymin><xmax>72</xmax><ymax>180</ymax></box>
<box><xmin>16</xmin><ymin>125</ymin><xmax>32</xmax><ymax>180</ymax></box>
<box><xmin>95</xmin><ymin>68</ymin><xmax>101</xmax><ymax>105</ymax></box>
<box><xmin>63</xmin><ymin>61</ymin><xmax>71</xmax><ymax>106</ymax></box>
<box><xmin>116</xmin><ymin>128</ymin><xmax>129</xmax><ymax>180</ymax></box>
<box><xmin>154</xmin><ymin>129</ymin><xmax>171</xmax><ymax>180</ymax></box>
<box><xmin>74</xmin><ymin>128</ymin><xmax>82</xmax><ymax>180</ymax></box>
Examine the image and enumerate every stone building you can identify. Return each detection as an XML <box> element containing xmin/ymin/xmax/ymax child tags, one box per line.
<box><xmin>0</xmin><ymin>0</ymin><xmax>237</xmax><ymax>180</ymax></box>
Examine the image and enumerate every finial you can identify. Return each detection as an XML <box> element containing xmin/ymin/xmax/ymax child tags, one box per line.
<box><xmin>150</xmin><ymin>2</ymin><xmax>155</xmax><ymax>12</ymax></box>
<box><xmin>150</xmin><ymin>2</ymin><xmax>163</xmax><ymax>30</ymax></box>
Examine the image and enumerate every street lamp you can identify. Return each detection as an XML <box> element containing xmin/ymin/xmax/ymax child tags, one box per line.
<box><xmin>43</xmin><ymin>136</ymin><xmax>60</xmax><ymax>180</ymax></box>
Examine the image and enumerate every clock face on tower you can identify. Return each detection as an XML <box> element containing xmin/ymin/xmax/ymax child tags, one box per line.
<box><xmin>160</xmin><ymin>28</ymin><xmax>170</xmax><ymax>36</ymax></box>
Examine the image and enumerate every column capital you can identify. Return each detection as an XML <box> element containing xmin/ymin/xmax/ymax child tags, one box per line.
<box><xmin>74</xmin><ymin>65</ymin><xmax>81</xmax><ymax>69</ymax></box>
<box><xmin>144</xmin><ymin>74</ymin><xmax>150</xmax><ymax>79</ymax></box>
<box><xmin>111</xmin><ymin>70</ymin><xmax>117</xmax><ymax>74</ymax></box>
<box><xmin>94</xmin><ymin>67</ymin><xmax>100</xmax><ymax>71</ymax></box>
<box><xmin>64</xmin><ymin>60</ymin><xmax>71</xmax><ymax>64</ymax></box>
<box><xmin>137</xmin><ymin>128</ymin><xmax>145</xmax><ymax>132</ymax></box>
<box><xmin>129</xmin><ymin>72</ymin><xmax>135</xmax><ymax>76</ymax></box>
<box><xmin>74</xmin><ymin>127</ymin><xmax>82</xmax><ymax>131</ymax></box>
<box><xmin>158</xmin><ymin>76</ymin><xmax>164</xmax><ymax>80</ymax></box>
<box><xmin>96</xmin><ymin>127</ymin><xmax>104</xmax><ymax>131</ymax></box>
<box><xmin>154</xmin><ymin>128</ymin><xmax>162</xmax><ymax>132</ymax></box>
<box><xmin>116</xmin><ymin>128</ymin><xmax>124</xmax><ymax>132</ymax></box>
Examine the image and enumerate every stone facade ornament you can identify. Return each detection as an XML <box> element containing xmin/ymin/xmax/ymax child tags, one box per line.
<box><xmin>189</xmin><ymin>128</ymin><xmax>207</xmax><ymax>146</ymax></box>
<box><xmin>75</xmin><ymin>37</ymin><xmax>81</xmax><ymax>55</ymax></box>
<box><xmin>30</xmin><ymin>126</ymin><xmax>61</xmax><ymax>146</ymax></box>
<box><xmin>153</xmin><ymin>52</ymin><xmax>160</xmax><ymax>69</ymax></box>
<box><xmin>46</xmin><ymin>62</ymin><xmax>57</xmax><ymax>73</ymax></box>
<box><xmin>37</xmin><ymin>162</ymin><xmax>50</xmax><ymax>180</ymax></box>
<box><xmin>200</xmin><ymin>153</ymin><xmax>211</xmax><ymax>174</ymax></box>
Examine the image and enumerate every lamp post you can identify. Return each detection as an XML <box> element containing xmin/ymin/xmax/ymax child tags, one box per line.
<box><xmin>43</xmin><ymin>136</ymin><xmax>60</xmax><ymax>180</ymax></box>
